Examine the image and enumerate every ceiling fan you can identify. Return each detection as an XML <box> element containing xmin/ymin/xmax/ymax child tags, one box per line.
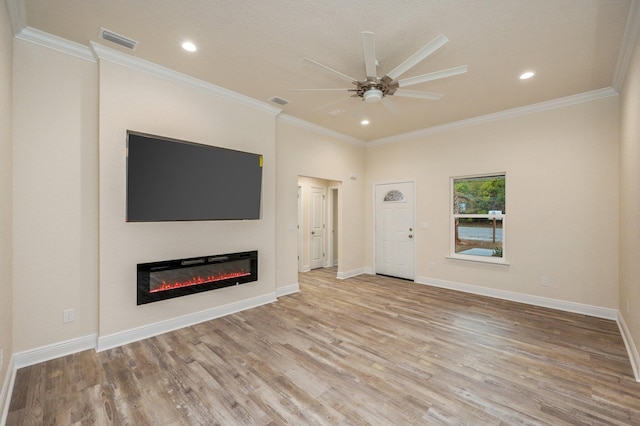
<box><xmin>292</xmin><ymin>32</ymin><xmax>468</xmax><ymax>114</ymax></box>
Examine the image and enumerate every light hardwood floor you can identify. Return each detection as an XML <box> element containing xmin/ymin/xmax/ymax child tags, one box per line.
<box><xmin>7</xmin><ymin>268</ymin><xmax>640</xmax><ymax>425</ymax></box>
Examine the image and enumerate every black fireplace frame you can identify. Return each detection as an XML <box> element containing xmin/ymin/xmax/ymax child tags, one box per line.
<box><xmin>137</xmin><ymin>250</ymin><xmax>258</xmax><ymax>305</ymax></box>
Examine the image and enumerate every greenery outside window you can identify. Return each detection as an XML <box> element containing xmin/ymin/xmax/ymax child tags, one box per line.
<box><xmin>451</xmin><ymin>174</ymin><xmax>506</xmax><ymax>264</ymax></box>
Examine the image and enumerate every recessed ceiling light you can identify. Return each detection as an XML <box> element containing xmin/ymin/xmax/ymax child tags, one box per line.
<box><xmin>520</xmin><ymin>71</ymin><xmax>535</xmax><ymax>80</ymax></box>
<box><xmin>361</xmin><ymin>119</ymin><xmax>370</xmax><ymax>125</ymax></box>
<box><xmin>181</xmin><ymin>41</ymin><xmax>197</xmax><ymax>52</ymax></box>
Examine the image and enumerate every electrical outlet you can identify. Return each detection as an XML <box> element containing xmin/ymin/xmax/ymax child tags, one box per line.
<box><xmin>541</xmin><ymin>276</ymin><xmax>550</xmax><ymax>287</ymax></box>
<box><xmin>63</xmin><ymin>308</ymin><xmax>75</xmax><ymax>323</ymax></box>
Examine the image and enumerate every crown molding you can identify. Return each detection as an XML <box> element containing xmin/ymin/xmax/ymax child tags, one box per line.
<box><xmin>613</xmin><ymin>0</ymin><xmax>640</xmax><ymax>91</ymax></box>
<box><xmin>90</xmin><ymin>42</ymin><xmax>282</xmax><ymax>116</ymax></box>
<box><xmin>14</xmin><ymin>26</ymin><xmax>282</xmax><ymax>116</ymax></box>
<box><xmin>15</xmin><ymin>26</ymin><xmax>95</xmax><ymax>62</ymax></box>
<box><xmin>11</xmin><ymin>15</ymin><xmax>625</xmax><ymax>147</ymax></box>
<box><xmin>277</xmin><ymin>114</ymin><xmax>365</xmax><ymax>147</ymax></box>
<box><xmin>367</xmin><ymin>87</ymin><xmax>618</xmax><ymax>147</ymax></box>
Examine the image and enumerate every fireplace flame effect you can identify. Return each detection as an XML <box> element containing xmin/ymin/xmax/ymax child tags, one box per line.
<box><xmin>150</xmin><ymin>270</ymin><xmax>250</xmax><ymax>293</ymax></box>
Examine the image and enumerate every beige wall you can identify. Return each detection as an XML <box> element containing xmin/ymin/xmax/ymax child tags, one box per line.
<box><xmin>276</xmin><ymin>119</ymin><xmax>365</xmax><ymax>287</ymax></box>
<box><xmin>365</xmin><ymin>97</ymin><xmax>620</xmax><ymax>308</ymax></box>
<box><xmin>98</xmin><ymin>59</ymin><xmax>278</xmax><ymax>337</ymax></box>
<box><xmin>620</xmin><ymin>27</ymin><xmax>640</xmax><ymax>355</ymax></box>
<box><xmin>12</xmin><ymin>40</ymin><xmax>98</xmax><ymax>352</ymax></box>
<box><xmin>1</xmin><ymin>0</ymin><xmax>13</xmax><ymax>386</ymax></box>
<box><xmin>3</xmin><ymin>19</ymin><xmax>634</xmax><ymax>384</ymax></box>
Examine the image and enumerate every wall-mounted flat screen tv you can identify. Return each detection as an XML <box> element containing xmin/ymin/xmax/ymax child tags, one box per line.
<box><xmin>126</xmin><ymin>131</ymin><xmax>263</xmax><ymax>222</ymax></box>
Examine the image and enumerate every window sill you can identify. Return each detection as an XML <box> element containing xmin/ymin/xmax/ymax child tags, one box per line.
<box><xmin>446</xmin><ymin>255</ymin><xmax>510</xmax><ymax>266</ymax></box>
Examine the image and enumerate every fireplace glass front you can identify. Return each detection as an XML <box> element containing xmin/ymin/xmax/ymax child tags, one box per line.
<box><xmin>137</xmin><ymin>251</ymin><xmax>258</xmax><ymax>305</ymax></box>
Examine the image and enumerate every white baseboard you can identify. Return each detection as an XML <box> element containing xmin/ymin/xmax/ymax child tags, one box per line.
<box><xmin>2</xmin><ymin>334</ymin><xmax>97</xmax><ymax>424</ymax></box>
<box><xmin>415</xmin><ymin>276</ymin><xmax>640</xmax><ymax>377</ymax></box>
<box><xmin>618</xmin><ymin>312</ymin><xmax>640</xmax><ymax>382</ymax></box>
<box><xmin>336</xmin><ymin>267</ymin><xmax>372</xmax><ymax>280</ymax></box>
<box><xmin>1</xmin><ymin>355</ymin><xmax>16</xmax><ymax>426</ymax></box>
<box><xmin>1</xmin><ymin>292</ymin><xmax>280</xmax><ymax>421</ymax></box>
<box><xmin>97</xmin><ymin>292</ymin><xmax>277</xmax><ymax>352</ymax></box>
<box><xmin>13</xmin><ymin>334</ymin><xmax>97</xmax><ymax>369</ymax></box>
<box><xmin>415</xmin><ymin>276</ymin><xmax>618</xmax><ymax>320</ymax></box>
<box><xmin>276</xmin><ymin>283</ymin><xmax>300</xmax><ymax>297</ymax></box>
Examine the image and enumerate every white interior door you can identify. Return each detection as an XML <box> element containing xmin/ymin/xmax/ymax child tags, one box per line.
<box><xmin>310</xmin><ymin>186</ymin><xmax>325</xmax><ymax>269</ymax></box>
<box><xmin>375</xmin><ymin>182</ymin><xmax>415</xmax><ymax>280</ymax></box>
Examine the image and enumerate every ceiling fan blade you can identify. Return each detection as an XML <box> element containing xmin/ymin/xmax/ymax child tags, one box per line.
<box><xmin>362</xmin><ymin>31</ymin><xmax>377</xmax><ymax>79</ymax></box>
<box><xmin>398</xmin><ymin>65</ymin><xmax>468</xmax><ymax>88</ymax></box>
<box><xmin>312</xmin><ymin>96</ymin><xmax>353</xmax><ymax>112</ymax></box>
<box><xmin>290</xmin><ymin>88</ymin><xmax>352</xmax><ymax>92</ymax></box>
<box><xmin>394</xmin><ymin>89</ymin><xmax>443</xmax><ymax>100</ymax></box>
<box><xmin>385</xmin><ymin>34</ymin><xmax>449</xmax><ymax>81</ymax></box>
<box><xmin>303</xmin><ymin>57</ymin><xmax>359</xmax><ymax>83</ymax></box>
<box><xmin>381</xmin><ymin>97</ymin><xmax>400</xmax><ymax>114</ymax></box>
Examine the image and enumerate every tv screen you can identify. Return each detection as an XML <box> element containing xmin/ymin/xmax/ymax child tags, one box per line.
<box><xmin>126</xmin><ymin>131</ymin><xmax>263</xmax><ymax>222</ymax></box>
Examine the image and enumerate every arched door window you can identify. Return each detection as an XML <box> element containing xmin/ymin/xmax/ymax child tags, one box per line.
<box><xmin>383</xmin><ymin>189</ymin><xmax>405</xmax><ymax>202</ymax></box>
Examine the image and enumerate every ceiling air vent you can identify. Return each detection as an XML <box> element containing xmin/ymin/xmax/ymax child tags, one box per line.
<box><xmin>269</xmin><ymin>96</ymin><xmax>291</xmax><ymax>106</ymax></box>
<box><xmin>99</xmin><ymin>27</ymin><xmax>139</xmax><ymax>50</ymax></box>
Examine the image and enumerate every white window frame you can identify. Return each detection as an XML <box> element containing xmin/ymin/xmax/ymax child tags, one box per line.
<box><xmin>448</xmin><ymin>173</ymin><xmax>508</xmax><ymax>265</ymax></box>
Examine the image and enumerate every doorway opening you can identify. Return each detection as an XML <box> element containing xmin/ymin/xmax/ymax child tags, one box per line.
<box><xmin>297</xmin><ymin>176</ymin><xmax>340</xmax><ymax>275</ymax></box>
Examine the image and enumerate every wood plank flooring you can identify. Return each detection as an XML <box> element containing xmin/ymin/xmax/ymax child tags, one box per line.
<box><xmin>7</xmin><ymin>268</ymin><xmax>640</xmax><ymax>425</ymax></box>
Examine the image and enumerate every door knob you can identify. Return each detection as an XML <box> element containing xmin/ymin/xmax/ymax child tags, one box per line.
<box><xmin>311</xmin><ymin>231</ymin><xmax>315</xmax><ymax>235</ymax></box>
<box><xmin>408</xmin><ymin>234</ymin><xmax>413</xmax><ymax>239</ymax></box>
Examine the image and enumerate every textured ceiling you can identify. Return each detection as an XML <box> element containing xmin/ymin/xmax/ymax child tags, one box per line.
<box><xmin>20</xmin><ymin>0</ymin><xmax>632</xmax><ymax>142</ymax></box>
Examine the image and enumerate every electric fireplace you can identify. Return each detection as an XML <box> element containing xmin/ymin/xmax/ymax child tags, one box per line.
<box><xmin>137</xmin><ymin>251</ymin><xmax>258</xmax><ymax>305</ymax></box>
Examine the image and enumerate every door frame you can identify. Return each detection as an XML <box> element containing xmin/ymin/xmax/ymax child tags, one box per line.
<box><xmin>327</xmin><ymin>186</ymin><xmax>339</xmax><ymax>267</ymax></box>
<box><xmin>373</xmin><ymin>179</ymin><xmax>416</xmax><ymax>280</ymax></box>
<box><xmin>297</xmin><ymin>185</ymin><xmax>305</xmax><ymax>272</ymax></box>
<box><xmin>297</xmin><ymin>176</ymin><xmax>342</xmax><ymax>276</ymax></box>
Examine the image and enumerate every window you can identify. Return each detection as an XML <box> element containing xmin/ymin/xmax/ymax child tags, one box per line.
<box><xmin>383</xmin><ymin>190</ymin><xmax>405</xmax><ymax>202</ymax></box>
<box><xmin>451</xmin><ymin>174</ymin><xmax>506</xmax><ymax>263</ymax></box>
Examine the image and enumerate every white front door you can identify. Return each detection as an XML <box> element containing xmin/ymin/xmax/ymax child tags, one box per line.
<box><xmin>310</xmin><ymin>186</ymin><xmax>325</xmax><ymax>269</ymax></box>
<box><xmin>375</xmin><ymin>182</ymin><xmax>415</xmax><ymax>280</ymax></box>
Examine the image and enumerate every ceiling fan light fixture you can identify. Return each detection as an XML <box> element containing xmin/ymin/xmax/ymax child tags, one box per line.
<box><xmin>298</xmin><ymin>31</ymin><xmax>465</xmax><ymax>114</ymax></box>
<box><xmin>363</xmin><ymin>88</ymin><xmax>383</xmax><ymax>103</ymax></box>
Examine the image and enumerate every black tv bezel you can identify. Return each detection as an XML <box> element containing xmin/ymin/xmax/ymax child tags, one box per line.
<box><xmin>125</xmin><ymin>131</ymin><xmax>263</xmax><ymax>222</ymax></box>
